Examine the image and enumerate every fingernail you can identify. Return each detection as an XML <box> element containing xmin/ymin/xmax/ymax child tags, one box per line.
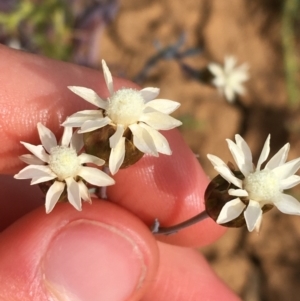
<box><xmin>42</xmin><ymin>220</ymin><xmax>147</xmax><ymax>301</ymax></box>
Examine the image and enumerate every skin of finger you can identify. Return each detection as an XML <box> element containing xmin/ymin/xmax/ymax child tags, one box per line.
<box><xmin>0</xmin><ymin>45</ymin><xmax>225</xmax><ymax>247</ymax></box>
<box><xmin>0</xmin><ymin>201</ymin><xmax>158</xmax><ymax>301</ymax></box>
<box><xmin>0</xmin><ymin>174</ymin><xmax>44</xmax><ymax>231</ymax></box>
<box><xmin>141</xmin><ymin>242</ymin><xmax>241</xmax><ymax>301</ymax></box>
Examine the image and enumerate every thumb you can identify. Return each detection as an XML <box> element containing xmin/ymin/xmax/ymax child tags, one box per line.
<box><xmin>0</xmin><ymin>201</ymin><xmax>158</xmax><ymax>301</ymax></box>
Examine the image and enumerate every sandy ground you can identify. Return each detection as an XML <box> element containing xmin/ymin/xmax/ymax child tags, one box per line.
<box><xmin>98</xmin><ymin>0</ymin><xmax>300</xmax><ymax>300</ymax></box>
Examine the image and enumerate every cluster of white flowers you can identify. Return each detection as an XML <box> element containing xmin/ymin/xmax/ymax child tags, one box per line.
<box><xmin>14</xmin><ymin>60</ymin><xmax>182</xmax><ymax>213</ymax></box>
<box><xmin>207</xmin><ymin>134</ymin><xmax>300</xmax><ymax>232</ymax></box>
<box><xmin>14</xmin><ymin>56</ymin><xmax>300</xmax><ymax>234</ymax></box>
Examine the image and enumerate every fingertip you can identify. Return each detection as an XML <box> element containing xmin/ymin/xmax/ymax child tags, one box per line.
<box><xmin>0</xmin><ymin>201</ymin><xmax>159</xmax><ymax>301</ymax></box>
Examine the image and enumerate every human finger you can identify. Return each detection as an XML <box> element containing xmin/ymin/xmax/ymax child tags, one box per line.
<box><xmin>0</xmin><ymin>200</ymin><xmax>158</xmax><ymax>301</ymax></box>
<box><xmin>0</xmin><ymin>174</ymin><xmax>44</xmax><ymax>231</ymax></box>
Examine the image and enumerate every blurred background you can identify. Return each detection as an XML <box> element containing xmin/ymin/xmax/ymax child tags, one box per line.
<box><xmin>1</xmin><ymin>0</ymin><xmax>300</xmax><ymax>300</ymax></box>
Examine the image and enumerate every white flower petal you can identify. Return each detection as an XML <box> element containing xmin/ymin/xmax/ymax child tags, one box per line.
<box><xmin>68</xmin><ymin>109</ymin><xmax>104</xmax><ymax>117</ymax></box>
<box><xmin>31</xmin><ymin>175</ymin><xmax>57</xmax><ymax>185</ymax></box>
<box><xmin>37</xmin><ymin>123</ymin><xmax>57</xmax><ymax>153</ymax></box>
<box><xmin>45</xmin><ymin>181</ymin><xmax>65</xmax><ymax>213</ymax></box>
<box><xmin>280</xmin><ymin>175</ymin><xmax>300</xmax><ymax>190</ymax></box>
<box><xmin>235</xmin><ymin>134</ymin><xmax>252</xmax><ymax>164</ymax></box>
<box><xmin>224</xmin><ymin>85</ymin><xmax>235</xmax><ymax>102</ymax></box>
<box><xmin>68</xmin><ymin>86</ymin><xmax>108</xmax><ymax>110</ymax></box>
<box><xmin>216</xmin><ymin>198</ymin><xmax>246</xmax><ymax>224</ymax></box>
<box><xmin>70</xmin><ymin>129</ymin><xmax>84</xmax><ymax>153</ymax></box>
<box><xmin>19</xmin><ymin>154</ymin><xmax>44</xmax><ymax>165</ymax></box>
<box><xmin>144</xmin><ymin>99</ymin><xmax>181</xmax><ymax>114</ymax></box>
<box><xmin>129</xmin><ymin>123</ymin><xmax>158</xmax><ymax>156</ymax></box>
<box><xmin>226</xmin><ymin>139</ymin><xmax>252</xmax><ymax>176</ymax></box>
<box><xmin>226</xmin><ymin>139</ymin><xmax>245</xmax><ymax>164</ymax></box>
<box><xmin>232</xmin><ymin>83</ymin><xmax>245</xmax><ymax>95</ymax></box>
<box><xmin>139</xmin><ymin>111</ymin><xmax>182</xmax><ymax>130</ymax></box>
<box><xmin>109</xmin><ymin>124</ymin><xmax>125</xmax><ymax>148</ymax></box>
<box><xmin>207</xmin><ymin>154</ymin><xmax>227</xmax><ymax>168</ymax></box>
<box><xmin>62</xmin><ymin>110</ymin><xmax>104</xmax><ymax>127</ymax></box>
<box><xmin>78</xmin><ymin>117</ymin><xmax>111</xmax><ymax>133</ymax></box>
<box><xmin>256</xmin><ymin>134</ymin><xmax>270</xmax><ymax>171</ymax></box>
<box><xmin>62</xmin><ymin>118</ymin><xmax>93</xmax><ymax>128</ymax></box>
<box><xmin>14</xmin><ymin>165</ymin><xmax>55</xmax><ymax>180</ymax></box>
<box><xmin>102</xmin><ymin>60</ymin><xmax>114</xmax><ymax>96</ymax></box>
<box><xmin>213</xmin><ymin>77</ymin><xmax>226</xmax><ymax>88</ymax></box>
<box><xmin>228</xmin><ymin>188</ymin><xmax>248</xmax><ymax>197</ymax></box>
<box><xmin>254</xmin><ymin>214</ymin><xmax>263</xmax><ymax>232</ymax></box>
<box><xmin>265</xmin><ymin>143</ymin><xmax>290</xmax><ymax>170</ymax></box>
<box><xmin>20</xmin><ymin>142</ymin><xmax>49</xmax><ymax>163</ymax></box>
<box><xmin>214</xmin><ymin>165</ymin><xmax>243</xmax><ymax>188</ymax></box>
<box><xmin>224</xmin><ymin>56</ymin><xmax>237</xmax><ymax>72</ymax></box>
<box><xmin>139</xmin><ymin>123</ymin><xmax>171</xmax><ymax>155</ymax></box>
<box><xmin>78</xmin><ymin>153</ymin><xmax>105</xmax><ymax>166</ymax></box>
<box><xmin>140</xmin><ymin>87</ymin><xmax>160</xmax><ymax>102</ymax></box>
<box><xmin>235</xmin><ymin>64</ymin><xmax>249</xmax><ymax>80</ymax></box>
<box><xmin>109</xmin><ymin>137</ymin><xmax>126</xmax><ymax>175</ymax></box>
<box><xmin>274</xmin><ymin>193</ymin><xmax>300</xmax><ymax>215</ymax></box>
<box><xmin>65</xmin><ymin>177</ymin><xmax>82</xmax><ymax>211</ymax></box>
<box><xmin>60</xmin><ymin>126</ymin><xmax>73</xmax><ymax>147</ymax></box>
<box><xmin>208</xmin><ymin>63</ymin><xmax>223</xmax><ymax>78</ymax></box>
<box><xmin>273</xmin><ymin>157</ymin><xmax>300</xmax><ymax>180</ymax></box>
<box><xmin>78</xmin><ymin>166</ymin><xmax>115</xmax><ymax>187</ymax></box>
<box><xmin>78</xmin><ymin>180</ymin><xmax>91</xmax><ymax>203</ymax></box>
<box><xmin>244</xmin><ymin>200</ymin><xmax>262</xmax><ymax>232</ymax></box>
<box><xmin>226</xmin><ymin>139</ymin><xmax>243</xmax><ymax>165</ymax></box>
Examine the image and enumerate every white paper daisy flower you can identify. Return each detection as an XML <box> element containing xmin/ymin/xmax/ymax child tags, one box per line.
<box><xmin>207</xmin><ymin>134</ymin><xmax>300</xmax><ymax>232</ymax></box>
<box><xmin>208</xmin><ymin>56</ymin><xmax>249</xmax><ymax>103</ymax></box>
<box><xmin>62</xmin><ymin>60</ymin><xmax>182</xmax><ymax>175</ymax></box>
<box><xmin>14</xmin><ymin>123</ymin><xmax>115</xmax><ymax>213</ymax></box>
